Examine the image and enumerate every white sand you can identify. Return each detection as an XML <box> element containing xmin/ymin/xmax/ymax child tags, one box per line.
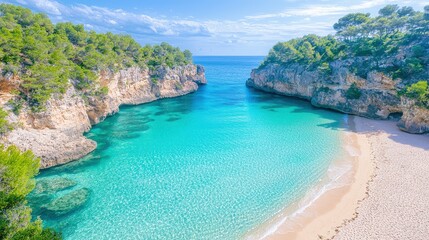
<box><xmin>335</xmin><ymin>117</ymin><xmax>429</xmax><ymax>239</ymax></box>
<box><xmin>247</xmin><ymin>116</ymin><xmax>429</xmax><ymax>240</ymax></box>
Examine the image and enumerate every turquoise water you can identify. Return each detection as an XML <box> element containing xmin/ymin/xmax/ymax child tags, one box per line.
<box><xmin>29</xmin><ymin>56</ymin><xmax>346</xmax><ymax>239</ymax></box>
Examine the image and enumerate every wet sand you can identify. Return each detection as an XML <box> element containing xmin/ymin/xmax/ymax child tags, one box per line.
<box><xmin>247</xmin><ymin>116</ymin><xmax>429</xmax><ymax>239</ymax></box>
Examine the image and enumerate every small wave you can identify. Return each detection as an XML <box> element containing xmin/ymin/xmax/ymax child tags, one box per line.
<box><xmin>250</xmin><ymin>151</ymin><xmax>354</xmax><ymax>240</ymax></box>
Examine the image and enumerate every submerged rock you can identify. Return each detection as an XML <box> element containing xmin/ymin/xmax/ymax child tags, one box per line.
<box><xmin>1</xmin><ymin>64</ymin><xmax>206</xmax><ymax>168</ymax></box>
<box><xmin>42</xmin><ymin>188</ymin><xmax>90</xmax><ymax>216</ymax></box>
<box><xmin>34</xmin><ymin>178</ymin><xmax>77</xmax><ymax>194</ymax></box>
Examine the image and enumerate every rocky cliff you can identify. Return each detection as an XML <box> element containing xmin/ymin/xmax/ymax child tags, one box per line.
<box><xmin>247</xmin><ymin>62</ymin><xmax>429</xmax><ymax>134</ymax></box>
<box><xmin>1</xmin><ymin>64</ymin><xmax>206</xmax><ymax>168</ymax></box>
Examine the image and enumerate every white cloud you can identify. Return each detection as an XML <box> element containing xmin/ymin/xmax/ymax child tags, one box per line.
<box><xmin>7</xmin><ymin>0</ymin><xmax>428</xmax><ymax>55</ymax></box>
<box><xmin>31</xmin><ymin>0</ymin><xmax>62</xmax><ymax>15</ymax></box>
<box><xmin>245</xmin><ymin>0</ymin><xmax>413</xmax><ymax>19</ymax></box>
<box><xmin>10</xmin><ymin>0</ymin><xmax>210</xmax><ymax>37</ymax></box>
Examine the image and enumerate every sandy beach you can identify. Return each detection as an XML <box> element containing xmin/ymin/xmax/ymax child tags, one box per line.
<box><xmin>247</xmin><ymin>116</ymin><xmax>429</xmax><ymax>240</ymax></box>
<box><xmin>335</xmin><ymin>117</ymin><xmax>429</xmax><ymax>239</ymax></box>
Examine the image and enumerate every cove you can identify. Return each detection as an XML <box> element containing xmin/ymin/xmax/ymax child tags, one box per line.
<box><xmin>28</xmin><ymin>56</ymin><xmax>347</xmax><ymax>239</ymax></box>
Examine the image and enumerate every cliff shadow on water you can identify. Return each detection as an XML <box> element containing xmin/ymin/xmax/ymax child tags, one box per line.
<box><xmin>248</xmin><ymin>86</ymin><xmax>429</xmax><ymax>152</ymax></box>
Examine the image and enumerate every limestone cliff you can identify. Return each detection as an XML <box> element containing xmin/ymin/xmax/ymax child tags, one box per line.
<box><xmin>247</xmin><ymin>62</ymin><xmax>429</xmax><ymax>134</ymax></box>
<box><xmin>1</xmin><ymin>64</ymin><xmax>206</xmax><ymax>168</ymax></box>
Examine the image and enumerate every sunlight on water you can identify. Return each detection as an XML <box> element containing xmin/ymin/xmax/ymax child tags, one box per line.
<box><xmin>28</xmin><ymin>57</ymin><xmax>346</xmax><ymax>240</ymax></box>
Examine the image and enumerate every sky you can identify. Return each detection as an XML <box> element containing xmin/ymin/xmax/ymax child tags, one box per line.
<box><xmin>1</xmin><ymin>0</ymin><xmax>428</xmax><ymax>55</ymax></box>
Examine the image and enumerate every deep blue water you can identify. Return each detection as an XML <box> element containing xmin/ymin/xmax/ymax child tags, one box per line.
<box><xmin>29</xmin><ymin>56</ymin><xmax>346</xmax><ymax>239</ymax></box>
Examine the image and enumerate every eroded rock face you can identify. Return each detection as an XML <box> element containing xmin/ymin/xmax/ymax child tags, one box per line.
<box><xmin>2</xmin><ymin>64</ymin><xmax>206</xmax><ymax>168</ymax></box>
<box><xmin>398</xmin><ymin>99</ymin><xmax>429</xmax><ymax>134</ymax></box>
<box><xmin>247</xmin><ymin>62</ymin><xmax>429</xmax><ymax>134</ymax></box>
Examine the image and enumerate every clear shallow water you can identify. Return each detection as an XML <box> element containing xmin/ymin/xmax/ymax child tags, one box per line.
<box><xmin>29</xmin><ymin>56</ymin><xmax>346</xmax><ymax>240</ymax></box>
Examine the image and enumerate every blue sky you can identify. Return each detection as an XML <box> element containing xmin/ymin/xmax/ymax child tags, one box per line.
<box><xmin>2</xmin><ymin>0</ymin><xmax>428</xmax><ymax>55</ymax></box>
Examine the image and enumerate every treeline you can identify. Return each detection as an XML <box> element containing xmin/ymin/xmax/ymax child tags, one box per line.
<box><xmin>0</xmin><ymin>4</ymin><xmax>193</xmax><ymax>111</ymax></box>
<box><xmin>260</xmin><ymin>4</ymin><xmax>429</xmax><ymax>106</ymax></box>
<box><xmin>261</xmin><ymin>5</ymin><xmax>428</xmax><ymax>75</ymax></box>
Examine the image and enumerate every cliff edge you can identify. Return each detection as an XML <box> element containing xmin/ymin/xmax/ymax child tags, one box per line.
<box><xmin>1</xmin><ymin>65</ymin><xmax>206</xmax><ymax>168</ymax></box>
<box><xmin>247</xmin><ymin>62</ymin><xmax>429</xmax><ymax>133</ymax></box>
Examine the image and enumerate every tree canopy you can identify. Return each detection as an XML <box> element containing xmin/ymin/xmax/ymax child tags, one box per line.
<box><xmin>260</xmin><ymin>5</ymin><xmax>429</xmax><ymax>108</ymax></box>
<box><xmin>0</xmin><ymin>4</ymin><xmax>193</xmax><ymax>111</ymax></box>
<box><xmin>0</xmin><ymin>145</ymin><xmax>61</xmax><ymax>240</ymax></box>
<box><xmin>260</xmin><ymin>5</ymin><xmax>428</xmax><ymax>80</ymax></box>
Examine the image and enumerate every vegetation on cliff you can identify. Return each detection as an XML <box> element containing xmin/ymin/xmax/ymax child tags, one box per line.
<box><xmin>260</xmin><ymin>5</ymin><xmax>429</xmax><ymax>104</ymax></box>
<box><xmin>403</xmin><ymin>80</ymin><xmax>429</xmax><ymax>109</ymax></box>
<box><xmin>0</xmin><ymin>145</ymin><xmax>61</xmax><ymax>239</ymax></box>
<box><xmin>0</xmin><ymin>4</ymin><xmax>193</xmax><ymax>111</ymax></box>
<box><xmin>0</xmin><ymin>107</ymin><xmax>13</xmax><ymax>135</ymax></box>
<box><xmin>259</xmin><ymin>5</ymin><xmax>429</xmax><ymax>108</ymax></box>
<box><xmin>345</xmin><ymin>83</ymin><xmax>362</xmax><ymax>100</ymax></box>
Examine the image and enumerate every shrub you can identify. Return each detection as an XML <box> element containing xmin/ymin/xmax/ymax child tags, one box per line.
<box><xmin>0</xmin><ymin>108</ymin><xmax>13</xmax><ymax>135</ymax></box>
<box><xmin>99</xmin><ymin>86</ymin><xmax>109</xmax><ymax>96</ymax></box>
<box><xmin>346</xmin><ymin>83</ymin><xmax>362</xmax><ymax>99</ymax></box>
<box><xmin>7</xmin><ymin>98</ymin><xmax>24</xmax><ymax>115</ymax></box>
<box><xmin>404</xmin><ymin>80</ymin><xmax>429</xmax><ymax>108</ymax></box>
<box><xmin>151</xmin><ymin>76</ymin><xmax>159</xmax><ymax>84</ymax></box>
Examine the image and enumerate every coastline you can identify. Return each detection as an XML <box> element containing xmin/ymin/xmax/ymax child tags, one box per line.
<box><xmin>247</xmin><ymin>115</ymin><xmax>429</xmax><ymax>239</ymax></box>
<box><xmin>335</xmin><ymin>117</ymin><xmax>429</xmax><ymax>239</ymax></box>
<box><xmin>245</xmin><ymin>115</ymin><xmax>376</xmax><ymax>239</ymax></box>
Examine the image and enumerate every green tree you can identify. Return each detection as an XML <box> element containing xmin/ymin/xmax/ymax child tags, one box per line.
<box><xmin>0</xmin><ymin>3</ymin><xmax>195</xmax><ymax>111</ymax></box>
<box><xmin>379</xmin><ymin>4</ymin><xmax>399</xmax><ymax>17</ymax></box>
<box><xmin>260</xmin><ymin>4</ymin><xmax>429</xmax><ymax>84</ymax></box>
<box><xmin>397</xmin><ymin>6</ymin><xmax>415</xmax><ymax>17</ymax></box>
<box><xmin>0</xmin><ymin>145</ymin><xmax>61</xmax><ymax>240</ymax></box>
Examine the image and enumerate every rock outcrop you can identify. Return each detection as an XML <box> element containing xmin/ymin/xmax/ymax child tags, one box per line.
<box><xmin>1</xmin><ymin>64</ymin><xmax>206</xmax><ymax>168</ymax></box>
<box><xmin>247</xmin><ymin>62</ymin><xmax>429</xmax><ymax>134</ymax></box>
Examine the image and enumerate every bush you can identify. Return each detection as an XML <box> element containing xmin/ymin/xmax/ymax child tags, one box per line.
<box><xmin>346</xmin><ymin>83</ymin><xmax>362</xmax><ymax>99</ymax></box>
<box><xmin>0</xmin><ymin>108</ymin><xmax>13</xmax><ymax>135</ymax></box>
<box><xmin>404</xmin><ymin>80</ymin><xmax>429</xmax><ymax>108</ymax></box>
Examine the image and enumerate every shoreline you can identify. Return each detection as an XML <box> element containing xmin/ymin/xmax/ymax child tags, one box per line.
<box><xmin>245</xmin><ymin>115</ymin><xmax>376</xmax><ymax>239</ymax></box>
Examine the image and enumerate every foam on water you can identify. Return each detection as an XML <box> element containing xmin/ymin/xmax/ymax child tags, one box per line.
<box><xmin>28</xmin><ymin>56</ymin><xmax>348</xmax><ymax>240</ymax></box>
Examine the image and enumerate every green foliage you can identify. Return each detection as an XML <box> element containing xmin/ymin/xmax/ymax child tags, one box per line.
<box><xmin>379</xmin><ymin>4</ymin><xmax>400</xmax><ymax>17</ymax></box>
<box><xmin>0</xmin><ymin>145</ymin><xmax>61</xmax><ymax>239</ymax></box>
<box><xmin>151</xmin><ymin>76</ymin><xmax>159</xmax><ymax>84</ymax></box>
<box><xmin>174</xmin><ymin>82</ymin><xmax>183</xmax><ymax>90</ymax></box>
<box><xmin>333</xmin><ymin>13</ymin><xmax>370</xmax><ymax>34</ymax></box>
<box><xmin>260</xmin><ymin>5</ymin><xmax>429</xmax><ymax>82</ymax></box>
<box><xmin>404</xmin><ymin>81</ymin><xmax>429</xmax><ymax>108</ymax></box>
<box><xmin>0</xmin><ymin>4</ymin><xmax>193</xmax><ymax>111</ymax></box>
<box><xmin>99</xmin><ymin>86</ymin><xmax>109</xmax><ymax>96</ymax></box>
<box><xmin>261</xmin><ymin>34</ymin><xmax>343</xmax><ymax>70</ymax></box>
<box><xmin>346</xmin><ymin>83</ymin><xmax>362</xmax><ymax>99</ymax></box>
<box><xmin>0</xmin><ymin>108</ymin><xmax>13</xmax><ymax>135</ymax></box>
<box><xmin>7</xmin><ymin>98</ymin><xmax>25</xmax><ymax>115</ymax></box>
